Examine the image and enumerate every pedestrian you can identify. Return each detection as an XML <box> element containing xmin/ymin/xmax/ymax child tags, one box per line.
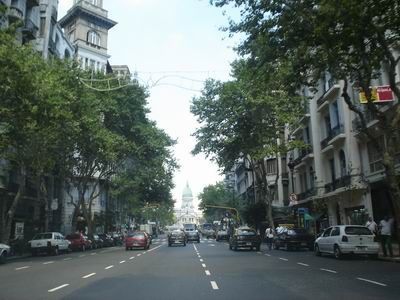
<box><xmin>379</xmin><ymin>216</ymin><xmax>394</xmax><ymax>257</ymax></box>
<box><xmin>365</xmin><ymin>217</ymin><xmax>378</xmax><ymax>235</ymax></box>
<box><xmin>265</xmin><ymin>227</ymin><xmax>274</xmax><ymax>250</ymax></box>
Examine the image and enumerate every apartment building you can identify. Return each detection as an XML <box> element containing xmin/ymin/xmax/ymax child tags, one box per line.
<box><xmin>289</xmin><ymin>66</ymin><xmax>400</xmax><ymax>229</ymax></box>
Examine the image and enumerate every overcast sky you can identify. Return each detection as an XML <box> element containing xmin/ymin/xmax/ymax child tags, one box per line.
<box><xmin>58</xmin><ymin>0</ymin><xmax>239</xmax><ymax>207</ymax></box>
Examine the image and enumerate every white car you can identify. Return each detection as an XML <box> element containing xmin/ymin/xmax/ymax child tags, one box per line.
<box><xmin>314</xmin><ymin>225</ymin><xmax>379</xmax><ymax>259</ymax></box>
<box><xmin>28</xmin><ymin>232</ymin><xmax>70</xmax><ymax>256</ymax></box>
<box><xmin>0</xmin><ymin>243</ymin><xmax>11</xmax><ymax>264</ymax></box>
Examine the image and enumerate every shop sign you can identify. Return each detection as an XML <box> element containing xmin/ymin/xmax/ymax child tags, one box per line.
<box><xmin>359</xmin><ymin>85</ymin><xmax>394</xmax><ymax>103</ymax></box>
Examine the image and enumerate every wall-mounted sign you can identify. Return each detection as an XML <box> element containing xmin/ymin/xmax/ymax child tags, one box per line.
<box><xmin>359</xmin><ymin>85</ymin><xmax>394</xmax><ymax>103</ymax></box>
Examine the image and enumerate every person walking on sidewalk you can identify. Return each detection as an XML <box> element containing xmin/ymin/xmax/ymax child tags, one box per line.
<box><xmin>265</xmin><ymin>227</ymin><xmax>275</xmax><ymax>250</ymax></box>
<box><xmin>379</xmin><ymin>216</ymin><xmax>394</xmax><ymax>257</ymax></box>
<box><xmin>365</xmin><ymin>217</ymin><xmax>378</xmax><ymax>235</ymax></box>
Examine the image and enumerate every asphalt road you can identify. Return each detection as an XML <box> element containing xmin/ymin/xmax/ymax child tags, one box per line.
<box><xmin>0</xmin><ymin>236</ymin><xmax>399</xmax><ymax>300</ymax></box>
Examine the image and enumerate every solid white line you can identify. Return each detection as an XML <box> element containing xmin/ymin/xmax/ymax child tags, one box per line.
<box><xmin>48</xmin><ymin>284</ymin><xmax>69</xmax><ymax>293</ymax></box>
<box><xmin>63</xmin><ymin>258</ymin><xmax>72</xmax><ymax>261</ymax></box>
<box><xmin>202</xmin><ymin>263</ymin><xmax>206</xmax><ymax>268</ymax></box>
<box><xmin>120</xmin><ymin>260</ymin><xmax>126</xmax><ymax>264</ymax></box>
<box><xmin>279</xmin><ymin>258</ymin><xmax>288</xmax><ymax>261</ymax></box>
<box><xmin>43</xmin><ymin>261</ymin><xmax>54</xmax><ymax>265</ymax></box>
<box><xmin>129</xmin><ymin>256</ymin><xmax>135</xmax><ymax>260</ymax></box>
<box><xmin>82</xmin><ymin>273</ymin><xmax>96</xmax><ymax>279</ymax></box>
<box><xmin>357</xmin><ymin>277</ymin><xmax>387</xmax><ymax>287</ymax></box>
<box><xmin>105</xmin><ymin>265</ymin><xmax>114</xmax><ymax>270</ymax></box>
<box><xmin>15</xmin><ymin>266</ymin><xmax>30</xmax><ymax>270</ymax></box>
<box><xmin>137</xmin><ymin>254</ymin><xmax>141</xmax><ymax>257</ymax></box>
<box><xmin>297</xmin><ymin>262</ymin><xmax>309</xmax><ymax>267</ymax></box>
<box><xmin>205</xmin><ymin>270</ymin><xmax>211</xmax><ymax>276</ymax></box>
<box><xmin>200</xmin><ymin>259</ymin><xmax>204</xmax><ymax>262</ymax></box>
<box><xmin>210</xmin><ymin>281</ymin><xmax>219</xmax><ymax>290</ymax></box>
<box><xmin>320</xmin><ymin>268</ymin><xmax>337</xmax><ymax>274</ymax></box>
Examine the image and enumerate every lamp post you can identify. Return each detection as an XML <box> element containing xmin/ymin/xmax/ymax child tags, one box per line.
<box><xmin>287</xmin><ymin>155</ymin><xmax>295</xmax><ymax>194</ymax></box>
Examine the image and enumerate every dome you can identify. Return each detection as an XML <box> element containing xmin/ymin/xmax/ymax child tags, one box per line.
<box><xmin>182</xmin><ymin>182</ymin><xmax>193</xmax><ymax>198</ymax></box>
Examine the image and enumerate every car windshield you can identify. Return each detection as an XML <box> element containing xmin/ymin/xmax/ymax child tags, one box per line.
<box><xmin>237</xmin><ymin>229</ymin><xmax>256</xmax><ymax>235</ymax></box>
<box><xmin>345</xmin><ymin>226</ymin><xmax>373</xmax><ymax>235</ymax></box>
<box><xmin>128</xmin><ymin>232</ymin><xmax>145</xmax><ymax>238</ymax></box>
<box><xmin>32</xmin><ymin>233</ymin><xmax>52</xmax><ymax>240</ymax></box>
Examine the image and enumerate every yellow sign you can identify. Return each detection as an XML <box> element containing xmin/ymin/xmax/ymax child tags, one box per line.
<box><xmin>359</xmin><ymin>86</ymin><xmax>394</xmax><ymax>103</ymax></box>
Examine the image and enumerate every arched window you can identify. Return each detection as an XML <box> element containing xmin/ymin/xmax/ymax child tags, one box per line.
<box><xmin>339</xmin><ymin>150</ymin><xmax>346</xmax><ymax>176</ymax></box>
<box><xmin>64</xmin><ymin>49</ymin><xmax>71</xmax><ymax>59</ymax></box>
<box><xmin>87</xmin><ymin>31</ymin><xmax>101</xmax><ymax>46</ymax></box>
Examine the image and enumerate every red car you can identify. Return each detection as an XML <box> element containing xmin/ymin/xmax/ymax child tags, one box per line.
<box><xmin>125</xmin><ymin>231</ymin><xmax>150</xmax><ymax>250</ymax></box>
<box><xmin>66</xmin><ymin>233</ymin><xmax>92</xmax><ymax>251</ymax></box>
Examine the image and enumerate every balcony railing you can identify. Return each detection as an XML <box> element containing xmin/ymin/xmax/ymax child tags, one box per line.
<box><xmin>298</xmin><ymin>188</ymin><xmax>316</xmax><ymax>201</ymax></box>
<box><xmin>324</xmin><ymin>175</ymin><xmax>351</xmax><ymax>193</ymax></box>
<box><xmin>22</xmin><ymin>18</ymin><xmax>38</xmax><ymax>40</ymax></box>
<box><xmin>320</xmin><ymin>124</ymin><xmax>345</xmax><ymax>149</ymax></box>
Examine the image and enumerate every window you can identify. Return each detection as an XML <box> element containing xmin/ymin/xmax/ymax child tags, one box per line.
<box><xmin>367</xmin><ymin>139</ymin><xmax>384</xmax><ymax>173</ymax></box>
<box><xmin>309</xmin><ymin>167</ymin><xmax>315</xmax><ymax>189</ymax></box>
<box><xmin>329</xmin><ymin>158</ymin><xmax>335</xmax><ymax>183</ymax></box>
<box><xmin>39</xmin><ymin>17</ymin><xmax>46</xmax><ymax>37</ymax></box>
<box><xmin>87</xmin><ymin>31</ymin><xmax>101</xmax><ymax>46</ymax></box>
<box><xmin>266</xmin><ymin>159</ymin><xmax>277</xmax><ymax>174</ymax></box>
<box><xmin>331</xmin><ymin>227</ymin><xmax>340</xmax><ymax>236</ymax></box>
<box><xmin>323</xmin><ymin>227</ymin><xmax>332</xmax><ymax>237</ymax></box>
<box><xmin>339</xmin><ymin>150</ymin><xmax>346</xmax><ymax>177</ymax></box>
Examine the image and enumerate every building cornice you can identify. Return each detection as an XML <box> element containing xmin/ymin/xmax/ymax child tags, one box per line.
<box><xmin>59</xmin><ymin>6</ymin><xmax>117</xmax><ymax>30</ymax></box>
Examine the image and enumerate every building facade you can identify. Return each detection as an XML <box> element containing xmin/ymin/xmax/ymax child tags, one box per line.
<box><xmin>59</xmin><ymin>0</ymin><xmax>116</xmax><ymax>73</ymax></box>
<box><xmin>174</xmin><ymin>183</ymin><xmax>201</xmax><ymax>225</ymax></box>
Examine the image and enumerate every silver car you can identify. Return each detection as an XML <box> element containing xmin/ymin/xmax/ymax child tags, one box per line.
<box><xmin>314</xmin><ymin>225</ymin><xmax>379</xmax><ymax>259</ymax></box>
<box><xmin>0</xmin><ymin>243</ymin><xmax>11</xmax><ymax>264</ymax></box>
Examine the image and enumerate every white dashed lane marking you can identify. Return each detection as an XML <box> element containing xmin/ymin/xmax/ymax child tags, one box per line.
<box><xmin>82</xmin><ymin>273</ymin><xmax>96</xmax><ymax>279</ymax></box>
<box><xmin>63</xmin><ymin>258</ymin><xmax>72</xmax><ymax>261</ymax></box>
<box><xmin>120</xmin><ymin>260</ymin><xmax>126</xmax><ymax>264</ymax></box>
<box><xmin>43</xmin><ymin>261</ymin><xmax>54</xmax><ymax>265</ymax></box>
<box><xmin>279</xmin><ymin>258</ymin><xmax>288</xmax><ymax>261</ymax></box>
<box><xmin>15</xmin><ymin>266</ymin><xmax>30</xmax><ymax>270</ymax></box>
<box><xmin>357</xmin><ymin>277</ymin><xmax>387</xmax><ymax>287</ymax></box>
<box><xmin>48</xmin><ymin>284</ymin><xmax>69</xmax><ymax>293</ymax></box>
<box><xmin>320</xmin><ymin>268</ymin><xmax>337</xmax><ymax>274</ymax></box>
<box><xmin>129</xmin><ymin>256</ymin><xmax>135</xmax><ymax>260</ymax></box>
<box><xmin>210</xmin><ymin>281</ymin><xmax>219</xmax><ymax>290</ymax></box>
<box><xmin>297</xmin><ymin>262</ymin><xmax>309</xmax><ymax>267</ymax></box>
<box><xmin>202</xmin><ymin>263</ymin><xmax>206</xmax><ymax>268</ymax></box>
<box><xmin>205</xmin><ymin>270</ymin><xmax>211</xmax><ymax>276</ymax></box>
<box><xmin>105</xmin><ymin>265</ymin><xmax>114</xmax><ymax>270</ymax></box>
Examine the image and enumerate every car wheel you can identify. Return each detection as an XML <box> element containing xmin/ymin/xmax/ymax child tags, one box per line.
<box><xmin>234</xmin><ymin>245</ymin><xmax>238</xmax><ymax>251</ymax></box>
<box><xmin>31</xmin><ymin>249</ymin><xmax>37</xmax><ymax>257</ymax></box>
<box><xmin>168</xmin><ymin>243</ymin><xmax>171</xmax><ymax>247</ymax></box>
<box><xmin>53</xmin><ymin>246</ymin><xmax>59</xmax><ymax>256</ymax></box>
<box><xmin>314</xmin><ymin>244</ymin><xmax>321</xmax><ymax>256</ymax></box>
<box><xmin>0</xmin><ymin>252</ymin><xmax>7</xmax><ymax>264</ymax></box>
<box><xmin>334</xmin><ymin>245</ymin><xmax>342</xmax><ymax>259</ymax></box>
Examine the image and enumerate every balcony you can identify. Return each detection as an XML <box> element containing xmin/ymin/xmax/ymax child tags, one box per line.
<box><xmin>21</xmin><ymin>18</ymin><xmax>38</xmax><ymax>41</ymax></box>
<box><xmin>317</xmin><ymin>82</ymin><xmax>341</xmax><ymax>111</ymax></box>
<box><xmin>320</xmin><ymin>124</ymin><xmax>345</xmax><ymax>150</ymax></box>
<box><xmin>292</xmin><ymin>145</ymin><xmax>313</xmax><ymax>167</ymax></box>
<box><xmin>324</xmin><ymin>175</ymin><xmax>351</xmax><ymax>193</ymax></box>
<box><xmin>8</xmin><ymin>6</ymin><xmax>23</xmax><ymax>22</ymax></box>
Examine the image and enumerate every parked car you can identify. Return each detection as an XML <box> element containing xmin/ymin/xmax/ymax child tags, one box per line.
<box><xmin>274</xmin><ymin>226</ymin><xmax>314</xmax><ymax>251</ymax></box>
<box><xmin>0</xmin><ymin>243</ymin><xmax>10</xmax><ymax>264</ymax></box>
<box><xmin>125</xmin><ymin>231</ymin><xmax>151</xmax><ymax>250</ymax></box>
<box><xmin>111</xmin><ymin>232</ymin><xmax>123</xmax><ymax>246</ymax></box>
<box><xmin>98</xmin><ymin>233</ymin><xmax>114</xmax><ymax>247</ymax></box>
<box><xmin>216</xmin><ymin>229</ymin><xmax>229</xmax><ymax>241</ymax></box>
<box><xmin>66</xmin><ymin>233</ymin><xmax>92</xmax><ymax>251</ymax></box>
<box><xmin>168</xmin><ymin>230</ymin><xmax>187</xmax><ymax>247</ymax></box>
<box><xmin>28</xmin><ymin>232</ymin><xmax>70</xmax><ymax>256</ymax></box>
<box><xmin>314</xmin><ymin>225</ymin><xmax>380</xmax><ymax>259</ymax></box>
<box><xmin>229</xmin><ymin>227</ymin><xmax>261</xmax><ymax>251</ymax></box>
<box><xmin>88</xmin><ymin>234</ymin><xmax>103</xmax><ymax>249</ymax></box>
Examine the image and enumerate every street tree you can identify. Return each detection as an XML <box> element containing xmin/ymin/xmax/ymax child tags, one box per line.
<box><xmin>212</xmin><ymin>0</ymin><xmax>400</xmax><ymax>251</ymax></box>
<box><xmin>192</xmin><ymin>60</ymin><xmax>303</xmax><ymax>229</ymax></box>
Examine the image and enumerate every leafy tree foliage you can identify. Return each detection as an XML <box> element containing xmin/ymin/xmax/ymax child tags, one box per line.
<box><xmin>212</xmin><ymin>0</ymin><xmax>400</xmax><ymax>244</ymax></box>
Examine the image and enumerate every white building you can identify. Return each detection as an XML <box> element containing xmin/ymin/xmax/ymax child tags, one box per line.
<box><xmin>174</xmin><ymin>183</ymin><xmax>202</xmax><ymax>225</ymax></box>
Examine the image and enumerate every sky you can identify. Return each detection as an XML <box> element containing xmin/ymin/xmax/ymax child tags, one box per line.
<box><xmin>58</xmin><ymin>0</ymin><xmax>239</xmax><ymax>208</ymax></box>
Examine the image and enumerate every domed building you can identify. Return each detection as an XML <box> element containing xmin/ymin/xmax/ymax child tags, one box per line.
<box><xmin>174</xmin><ymin>182</ymin><xmax>201</xmax><ymax>225</ymax></box>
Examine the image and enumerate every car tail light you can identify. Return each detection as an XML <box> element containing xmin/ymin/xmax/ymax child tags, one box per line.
<box><xmin>341</xmin><ymin>236</ymin><xmax>348</xmax><ymax>242</ymax></box>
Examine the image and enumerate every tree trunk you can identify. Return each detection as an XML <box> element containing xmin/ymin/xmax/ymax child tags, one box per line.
<box><xmin>1</xmin><ymin>168</ymin><xmax>26</xmax><ymax>244</ymax></box>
